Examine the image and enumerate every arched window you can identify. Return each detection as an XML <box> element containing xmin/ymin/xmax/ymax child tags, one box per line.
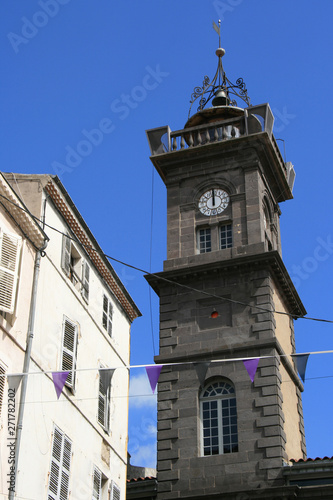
<box><xmin>200</xmin><ymin>380</ymin><xmax>238</xmax><ymax>456</ymax></box>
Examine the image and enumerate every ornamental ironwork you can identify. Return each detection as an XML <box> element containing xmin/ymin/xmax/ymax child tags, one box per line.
<box><xmin>188</xmin><ymin>51</ymin><xmax>251</xmax><ymax>118</ymax></box>
<box><xmin>188</xmin><ymin>22</ymin><xmax>251</xmax><ymax>118</ymax></box>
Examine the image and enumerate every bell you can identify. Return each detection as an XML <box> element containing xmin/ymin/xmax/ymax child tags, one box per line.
<box><xmin>210</xmin><ymin>310</ymin><xmax>219</xmax><ymax>319</ymax></box>
<box><xmin>212</xmin><ymin>89</ymin><xmax>230</xmax><ymax>107</ymax></box>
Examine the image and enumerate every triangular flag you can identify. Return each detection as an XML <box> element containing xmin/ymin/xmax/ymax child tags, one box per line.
<box><xmin>145</xmin><ymin>365</ymin><xmax>163</xmax><ymax>394</ymax></box>
<box><xmin>291</xmin><ymin>353</ymin><xmax>310</xmax><ymax>383</ymax></box>
<box><xmin>52</xmin><ymin>371</ymin><xmax>69</xmax><ymax>399</ymax></box>
<box><xmin>7</xmin><ymin>375</ymin><xmax>23</xmax><ymax>393</ymax></box>
<box><xmin>193</xmin><ymin>362</ymin><xmax>210</xmax><ymax>388</ymax></box>
<box><xmin>243</xmin><ymin>358</ymin><xmax>260</xmax><ymax>382</ymax></box>
<box><xmin>99</xmin><ymin>368</ymin><xmax>115</xmax><ymax>392</ymax></box>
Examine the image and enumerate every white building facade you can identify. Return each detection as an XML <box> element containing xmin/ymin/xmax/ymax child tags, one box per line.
<box><xmin>0</xmin><ymin>173</ymin><xmax>140</xmax><ymax>500</ymax></box>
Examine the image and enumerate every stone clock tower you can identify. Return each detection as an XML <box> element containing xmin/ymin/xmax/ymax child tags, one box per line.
<box><xmin>146</xmin><ymin>37</ymin><xmax>307</xmax><ymax>500</ymax></box>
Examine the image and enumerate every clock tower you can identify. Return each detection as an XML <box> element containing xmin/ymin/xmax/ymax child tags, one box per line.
<box><xmin>146</xmin><ymin>35</ymin><xmax>306</xmax><ymax>500</ymax></box>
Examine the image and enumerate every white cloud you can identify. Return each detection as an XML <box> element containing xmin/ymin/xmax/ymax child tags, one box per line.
<box><xmin>130</xmin><ymin>443</ymin><xmax>157</xmax><ymax>470</ymax></box>
<box><xmin>129</xmin><ymin>371</ymin><xmax>157</xmax><ymax>408</ymax></box>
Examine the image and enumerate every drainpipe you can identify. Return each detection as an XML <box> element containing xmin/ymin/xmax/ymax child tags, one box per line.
<box><xmin>9</xmin><ymin>238</ymin><xmax>48</xmax><ymax>500</ymax></box>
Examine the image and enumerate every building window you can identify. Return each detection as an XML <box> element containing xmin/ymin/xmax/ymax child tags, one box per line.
<box><xmin>61</xmin><ymin>234</ymin><xmax>90</xmax><ymax>301</ymax></box>
<box><xmin>92</xmin><ymin>466</ymin><xmax>102</xmax><ymax>500</ymax></box>
<box><xmin>61</xmin><ymin>317</ymin><xmax>78</xmax><ymax>390</ymax></box>
<box><xmin>102</xmin><ymin>295</ymin><xmax>113</xmax><ymax>337</ymax></box>
<box><xmin>0</xmin><ymin>229</ymin><xmax>22</xmax><ymax>314</ymax></box>
<box><xmin>200</xmin><ymin>380</ymin><xmax>238</xmax><ymax>456</ymax></box>
<box><xmin>110</xmin><ymin>482</ymin><xmax>121</xmax><ymax>500</ymax></box>
<box><xmin>93</xmin><ymin>467</ymin><xmax>109</xmax><ymax>500</ymax></box>
<box><xmin>198</xmin><ymin>228</ymin><xmax>211</xmax><ymax>253</ymax></box>
<box><xmin>0</xmin><ymin>362</ymin><xmax>6</xmax><ymax>418</ymax></box>
<box><xmin>220</xmin><ymin>224</ymin><xmax>232</xmax><ymax>249</ymax></box>
<box><xmin>98</xmin><ymin>367</ymin><xmax>111</xmax><ymax>432</ymax></box>
<box><xmin>47</xmin><ymin>426</ymin><xmax>72</xmax><ymax>500</ymax></box>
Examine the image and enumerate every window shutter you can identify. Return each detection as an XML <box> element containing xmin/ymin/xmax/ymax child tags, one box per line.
<box><xmin>102</xmin><ymin>295</ymin><xmax>108</xmax><ymax>331</ymax></box>
<box><xmin>61</xmin><ymin>318</ymin><xmax>78</xmax><ymax>389</ymax></box>
<box><xmin>98</xmin><ymin>369</ymin><xmax>110</xmax><ymax>431</ymax></box>
<box><xmin>61</xmin><ymin>234</ymin><xmax>71</xmax><ymax>276</ymax></box>
<box><xmin>102</xmin><ymin>295</ymin><xmax>113</xmax><ymax>337</ymax></box>
<box><xmin>92</xmin><ymin>466</ymin><xmax>102</xmax><ymax>500</ymax></box>
<box><xmin>60</xmin><ymin>436</ymin><xmax>72</xmax><ymax>500</ymax></box>
<box><xmin>0</xmin><ymin>230</ymin><xmax>21</xmax><ymax>314</ymax></box>
<box><xmin>81</xmin><ymin>260</ymin><xmax>90</xmax><ymax>302</ymax></box>
<box><xmin>110</xmin><ymin>482</ymin><xmax>121</xmax><ymax>500</ymax></box>
<box><xmin>108</xmin><ymin>302</ymin><xmax>113</xmax><ymax>337</ymax></box>
<box><xmin>0</xmin><ymin>363</ymin><xmax>6</xmax><ymax>418</ymax></box>
<box><xmin>48</xmin><ymin>427</ymin><xmax>72</xmax><ymax>500</ymax></box>
<box><xmin>48</xmin><ymin>428</ymin><xmax>62</xmax><ymax>499</ymax></box>
<box><xmin>98</xmin><ymin>374</ymin><xmax>106</xmax><ymax>428</ymax></box>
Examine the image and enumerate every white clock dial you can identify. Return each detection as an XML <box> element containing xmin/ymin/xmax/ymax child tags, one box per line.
<box><xmin>198</xmin><ymin>189</ymin><xmax>229</xmax><ymax>216</ymax></box>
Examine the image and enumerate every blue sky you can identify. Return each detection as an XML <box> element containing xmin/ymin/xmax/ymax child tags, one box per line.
<box><xmin>1</xmin><ymin>1</ymin><xmax>333</xmax><ymax>469</ymax></box>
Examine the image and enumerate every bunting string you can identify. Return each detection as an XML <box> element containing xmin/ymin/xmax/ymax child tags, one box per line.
<box><xmin>2</xmin><ymin>373</ymin><xmax>333</xmax><ymax>408</ymax></box>
<box><xmin>0</xmin><ymin>349</ymin><xmax>320</xmax><ymax>396</ymax></box>
<box><xmin>1</xmin><ymin>349</ymin><xmax>331</xmax><ymax>378</ymax></box>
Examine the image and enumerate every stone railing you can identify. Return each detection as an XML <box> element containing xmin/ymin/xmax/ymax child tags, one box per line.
<box><xmin>169</xmin><ymin>116</ymin><xmax>245</xmax><ymax>152</ymax></box>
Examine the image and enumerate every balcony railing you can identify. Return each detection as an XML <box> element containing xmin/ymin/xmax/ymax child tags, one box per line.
<box><xmin>169</xmin><ymin>115</ymin><xmax>245</xmax><ymax>152</ymax></box>
<box><xmin>146</xmin><ymin>103</ymin><xmax>275</xmax><ymax>156</ymax></box>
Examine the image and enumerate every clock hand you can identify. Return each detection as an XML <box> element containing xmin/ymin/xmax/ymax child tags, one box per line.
<box><xmin>212</xmin><ymin>189</ymin><xmax>215</xmax><ymax>207</ymax></box>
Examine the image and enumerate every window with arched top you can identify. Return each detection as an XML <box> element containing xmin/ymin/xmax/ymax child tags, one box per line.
<box><xmin>200</xmin><ymin>380</ymin><xmax>238</xmax><ymax>456</ymax></box>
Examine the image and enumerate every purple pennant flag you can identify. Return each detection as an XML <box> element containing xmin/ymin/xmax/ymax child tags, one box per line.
<box><xmin>145</xmin><ymin>365</ymin><xmax>163</xmax><ymax>394</ymax></box>
<box><xmin>291</xmin><ymin>353</ymin><xmax>310</xmax><ymax>383</ymax></box>
<box><xmin>52</xmin><ymin>371</ymin><xmax>70</xmax><ymax>399</ymax></box>
<box><xmin>243</xmin><ymin>358</ymin><xmax>260</xmax><ymax>382</ymax></box>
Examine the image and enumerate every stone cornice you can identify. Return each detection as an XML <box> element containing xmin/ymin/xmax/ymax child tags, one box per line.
<box><xmin>146</xmin><ymin>250</ymin><xmax>306</xmax><ymax>318</ymax></box>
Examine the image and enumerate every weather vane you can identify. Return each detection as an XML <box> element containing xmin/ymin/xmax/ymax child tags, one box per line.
<box><xmin>187</xmin><ymin>20</ymin><xmax>251</xmax><ymax>118</ymax></box>
<box><xmin>212</xmin><ymin>19</ymin><xmax>221</xmax><ymax>48</ymax></box>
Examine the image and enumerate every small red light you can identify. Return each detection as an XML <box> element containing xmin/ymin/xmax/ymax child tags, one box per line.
<box><xmin>211</xmin><ymin>310</ymin><xmax>219</xmax><ymax>319</ymax></box>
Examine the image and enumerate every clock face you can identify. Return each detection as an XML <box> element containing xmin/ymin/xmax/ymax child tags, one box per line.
<box><xmin>198</xmin><ymin>189</ymin><xmax>229</xmax><ymax>216</ymax></box>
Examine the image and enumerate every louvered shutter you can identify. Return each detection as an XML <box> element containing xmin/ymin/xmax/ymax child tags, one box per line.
<box><xmin>0</xmin><ymin>363</ymin><xmax>6</xmax><ymax>417</ymax></box>
<box><xmin>81</xmin><ymin>260</ymin><xmax>90</xmax><ymax>302</ymax></box>
<box><xmin>98</xmin><ymin>374</ymin><xmax>106</xmax><ymax>428</ymax></box>
<box><xmin>102</xmin><ymin>295</ymin><xmax>112</xmax><ymax>337</ymax></box>
<box><xmin>48</xmin><ymin>427</ymin><xmax>72</xmax><ymax>500</ymax></box>
<box><xmin>108</xmin><ymin>302</ymin><xmax>113</xmax><ymax>337</ymax></box>
<box><xmin>61</xmin><ymin>234</ymin><xmax>71</xmax><ymax>276</ymax></box>
<box><xmin>102</xmin><ymin>295</ymin><xmax>108</xmax><ymax>331</ymax></box>
<box><xmin>60</xmin><ymin>436</ymin><xmax>72</xmax><ymax>500</ymax></box>
<box><xmin>110</xmin><ymin>482</ymin><xmax>121</xmax><ymax>500</ymax></box>
<box><xmin>98</xmin><ymin>370</ymin><xmax>110</xmax><ymax>431</ymax></box>
<box><xmin>92</xmin><ymin>466</ymin><xmax>102</xmax><ymax>500</ymax></box>
<box><xmin>0</xmin><ymin>230</ymin><xmax>21</xmax><ymax>314</ymax></box>
<box><xmin>48</xmin><ymin>428</ymin><xmax>62</xmax><ymax>500</ymax></box>
<box><xmin>61</xmin><ymin>318</ymin><xmax>78</xmax><ymax>389</ymax></box>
